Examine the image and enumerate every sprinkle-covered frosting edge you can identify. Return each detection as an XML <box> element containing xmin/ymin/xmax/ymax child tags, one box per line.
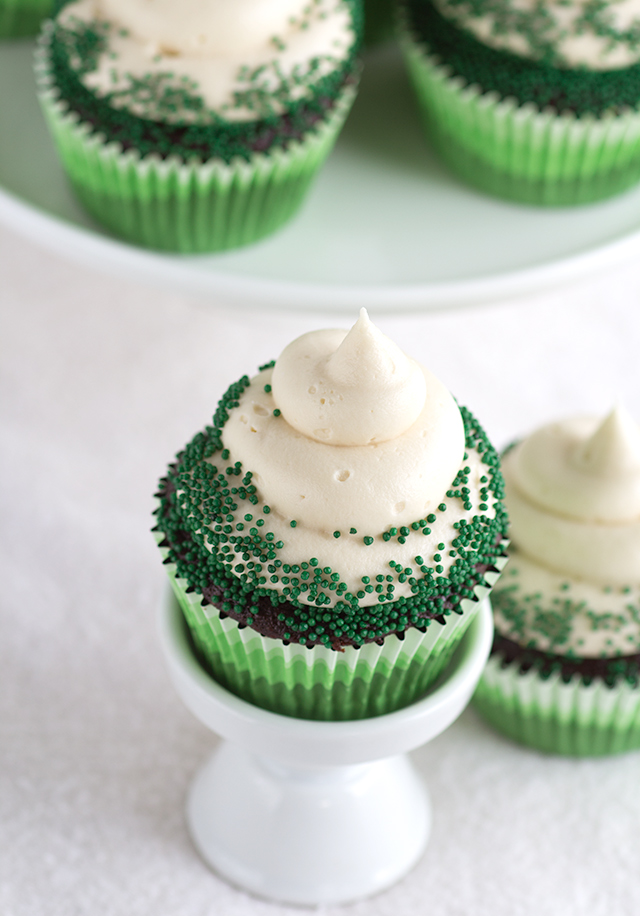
<box><xmin>490</xmin><ymin>435</ymin><xmax>640</xmax><ymax>688</ymax></box>
<box><xmin>153</xmin><ymin>367</ymin><xmax>508</xmax><ymax>651</ymax></box>
<box><xmin>46</xmin><ymin>0</ymin><xmax>363</xmax><ymax>162</ymax></box>
<box><xmin>402</xmin><ymin>0</ymin><xmax>640</xmax><ymax>116</ymax></box>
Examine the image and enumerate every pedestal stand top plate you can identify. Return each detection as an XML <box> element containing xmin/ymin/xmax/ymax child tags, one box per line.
<box><xmin>3</xmin><ymin>38</ymin><xmax>640</xmax><ymax>312</ymax></box>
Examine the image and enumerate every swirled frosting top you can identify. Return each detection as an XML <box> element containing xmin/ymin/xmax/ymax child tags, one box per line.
<box><xmin>224</xmin><ymin>309</ymin><xmax>466</xmax><ymax>535</ymax></box>
<box><xmin>159</xmin><ymin>309</ymin><xmax>508</xmax><ymax>646</ymax></box>
<box><xmin>271</xmin><ymin>309</ymin><xmax>428</xmax><ymax>446</ymax></box>
<box><xmin>166</xmin><ymin>308</ymin><xmax>508</xmax><ymax>612</ymax></box>
<box><xmin>504</xmin><ymin>407</ymin><xmax>640</xmax><ymax>585</ymax></box>
<box><xmin>494</xmin><ymin>407</ymin><xmax>640</xmax><ymax>657</ymax></box>
<box><xmin>57</xmin><ymin>0</ymin><xmax>355</xmax><ymax>121</ymax></box>
<box><xmin>433</xmin><ymin>0</ymin><xmax>640</xmax><ymax>70</ymax></box>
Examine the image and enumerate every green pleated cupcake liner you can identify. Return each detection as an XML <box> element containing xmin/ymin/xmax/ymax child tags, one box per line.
<box><xmin>35</xmin><ymin>22</ymin><xmax>357</xmax><ymax>252</ymax></box>
<box><xmin>473</xmin><ymin>654</ymin><xmax>640</xmax><ymax>756</ymax></box>
<box><xmin>400</xmin><ymin>32</ymin><xmax>640</xmax><ymax>205</ymax></box>
<box><xmin>0</xmin><ymin>0</ymin><xmax>51</xmax><ymax>38</ymax></box>
<box><xmin>160</xmin><ymin>541</ymin><xmax>503</xmax><ymax>721</ymax></box>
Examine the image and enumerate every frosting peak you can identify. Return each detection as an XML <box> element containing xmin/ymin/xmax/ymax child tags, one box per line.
<box><xmin>574</xmin><ymin>406</ymin><xmax>640</xmax><ymax>476</ymax></box>
<box><xmin>503</xmin><ymin>407</ymin><xmax>640</xmax><ymax>586</ymax></box>
<box><xmin>510</xmin><ymin>407</ymin><xmax>640</xmax><ymax>523</ymax></box>
<box><xmin>271</xmin><ymin>309</ymin><xmax>427</xmax><ymax>446</ymax></box>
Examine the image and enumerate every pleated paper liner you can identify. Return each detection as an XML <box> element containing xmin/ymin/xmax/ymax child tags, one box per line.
<box><xmin>401</xmin><ymin>37</ymin><xmax>640</xmax><ymax>206</ymax></box>
<box><xmin>162</xmin><ymin>551</ymin><xmax>502</xmax><ymax>722</ymax></box>
<box><xmin>35</xmin><ymin>22</ymin><xmax>357</xmax><ymax>252</ymax></box>
<box><xmin>0</xmin><ymin>0</ymin><xmax>52</xmax><ymax>38</ymax></box>
<box><xmin>474</xmin><ymin>654</ymin><xmax>640</xmax><ymax>756</ymax></box>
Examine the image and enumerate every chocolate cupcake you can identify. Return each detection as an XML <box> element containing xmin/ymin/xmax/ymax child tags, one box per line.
<box><xmin>36</xmin><ymin>0</ymin><xmax>362</xmax><ymax>251</ymax></box>
<box><xmin>474</xmin><ymin>407</ymin><xmax>640</xmax><ymax>755</ymax></box>
<box><xmin>154</xmin><ymin>310</ymin><xmax>508</xmax><ymax>721</ymax></box>
<box><xmin>399</xmin><ymin>0</ymin><xmax>640</xmax><ymax>204</ymax></box>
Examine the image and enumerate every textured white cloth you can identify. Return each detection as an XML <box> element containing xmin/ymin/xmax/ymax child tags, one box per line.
<box><xmin>2</xmin><ymin>222</ymin><xmax>640</xmax><ymax>916</ymax></box>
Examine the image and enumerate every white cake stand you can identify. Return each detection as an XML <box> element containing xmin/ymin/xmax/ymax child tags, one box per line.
<box><xmin>159</xmin><ymin>592</ymin><xmax>493</xmax><ymax>906</ymax></box>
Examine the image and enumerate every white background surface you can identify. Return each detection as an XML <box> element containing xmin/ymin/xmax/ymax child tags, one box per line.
<box><xmin>3</xmin><ymin>217</ymin><xmax>640</xmax><ymax>915</ymax></box>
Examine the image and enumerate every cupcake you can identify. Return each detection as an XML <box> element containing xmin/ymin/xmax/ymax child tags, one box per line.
<box><xmin>474</xmin><ymin>407</ymin><xmax>640</xmax><ymax>756</ymax></box>
<box><xmin>35</xmin><ymin>0</ymin><xmax>362</xmax><ymax>252</ymax></box>
<box><xmin>153</xmin><ymin>310</ymin><xmax>508</xmax><ymax>721</ymax></box>
<box><xmin>0</xmin><ymin>0</ymin><xmax>52</xmax><ymax>37</ymax></box>
<box><xmin>399</xmin><ymin>0</ymin><xmax>640</xmax><ymax>205</ymax></box>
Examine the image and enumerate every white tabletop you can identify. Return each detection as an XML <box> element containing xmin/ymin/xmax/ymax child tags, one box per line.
<box><xmin>3</xmin><ymin>218</ymin><xmax>640</xmax><ymax>916</ymax></box>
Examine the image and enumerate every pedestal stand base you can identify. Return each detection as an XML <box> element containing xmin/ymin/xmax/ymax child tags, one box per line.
<box><xmin>188</xmin><ymin>743</ymin><xmax>429</xmax><ymax>904</ymax></box>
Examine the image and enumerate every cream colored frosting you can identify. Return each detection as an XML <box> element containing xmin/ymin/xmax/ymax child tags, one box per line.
<box><xmin>94</xmin><ymin>0</ymin><xmax>307</xmax><ymax>56</ymax></box>
<box><xmin>504</xmin><ymin>407</ymin><xmax>640</xmax><ymax>586</ymax></box>
<box><xmin>224</xmin><ymin>310</ymin><xmax>465</xmax><ymax>535</ymax></box>
<box><xmin>192</xmin><ymin>311</ymin><xmax>501</xmax><ymax>606</ymax></box>
<box><xmin>433</xmin><ymin>0</ymin><xmax>640</xmax><ymax>70</ymax></box>
<box><xmin>493</xmin><ymin>550</ymin><xmax>640</xmax><ymax>656</ymax></box>
<box><xmin>58</xmin><ymin>0</ymin><xmax>354</xmax><ymax>121</ymax></box>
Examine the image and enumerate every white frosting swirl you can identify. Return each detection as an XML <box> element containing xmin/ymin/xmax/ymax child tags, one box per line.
<box><xmin>271</xmin><ymin>309</ymin><xmax>427</xmax><ymax>446</ymax></box>
<box><xmin>224</xmin><ymin>310</ymin><xmax>465</xmax><ymax>534</ymax></box>
<box><xmin>58</xmin><ymin>0</ymin><xmax>354</xmax><ymax>121</ymax></box>
<box><xmin>503</xmin><ymin>407</ymin><xmax>640</xmax><ymax>586</ymax></box>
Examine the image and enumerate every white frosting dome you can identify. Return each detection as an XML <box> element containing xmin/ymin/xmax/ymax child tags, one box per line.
<box><xmin>271</xmin><ymin>309</ymin><xmax>427</xmax><ymax>446</ymax></box>
<box><xmin>96</xmin><ymin>0</ymin><xmax>305</xmax><ymax>56</ymax></box>
<box><xmin>504</xmin><ymin>407</ymin><xmax>640</xmax><ymax>585</ymax></box>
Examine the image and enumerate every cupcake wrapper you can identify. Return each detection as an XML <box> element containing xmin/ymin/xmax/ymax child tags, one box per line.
<box><xmin>473</xmin><ymin>655</ymin><xmax>640</xmax><ymax>756</ymax></box>
<box><xmin>400</xmin><ymin>31</ymin><xmax>640</xmax><ymax>205</ymax></box>
<box><xmin>35</xmin><ymin>22</ymin><xmax>357</xmax><ymax>252</ymax></box>
<box><xmin>160</xmin><ymin>539</ymin><xmax>503</xmax><ymax>720</ymax></box>
<box><xmin>0</xmin><ymin>0</ymin><xmax>51</xmax><ymax>38</ymax></box>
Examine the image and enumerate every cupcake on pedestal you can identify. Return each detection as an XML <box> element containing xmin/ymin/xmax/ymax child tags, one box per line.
<box><xmin>154</xmin><ymin>309</ymin><xmax>508</xmax><ymax>721</ymax></box>
<box><xmin>399</xmin><ymin>0</ymin><xmax>640</xmax><ymax>204</ymax></box>
<box><xmin>36</xmin><ymin>0</ymin><xmax>362</xmax><ymax>251</ymax></box>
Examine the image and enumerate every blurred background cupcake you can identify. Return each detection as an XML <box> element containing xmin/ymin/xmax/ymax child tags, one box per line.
<box><xmin>154</xmin><ymin>310</ymin><xmax>508</xmax><ymax>721</ymax></box>
<box><xmin>0</xmin><ymin>0</ymin><xmax>52</xmax><ymax>38</ymax></box>
<box><xmin>474</xmin><ymin>407</ymin><xmax>640</xmax><ymax>756</ymax></box>
<box><xmin>399</xmin><ymin>0</ymin><xmax>640</xmax><ymax>205</ymax></box>
<box><xmin>35</xmin><ymin>0</ymin><xmax>362</xmax><ymax>252</ymax></box>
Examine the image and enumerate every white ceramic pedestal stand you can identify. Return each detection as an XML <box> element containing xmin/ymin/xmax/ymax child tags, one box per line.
<box><xmin>159</xmin><ymin>592</ymin><xmax>493</xmax><ymax>906</ymax></box>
